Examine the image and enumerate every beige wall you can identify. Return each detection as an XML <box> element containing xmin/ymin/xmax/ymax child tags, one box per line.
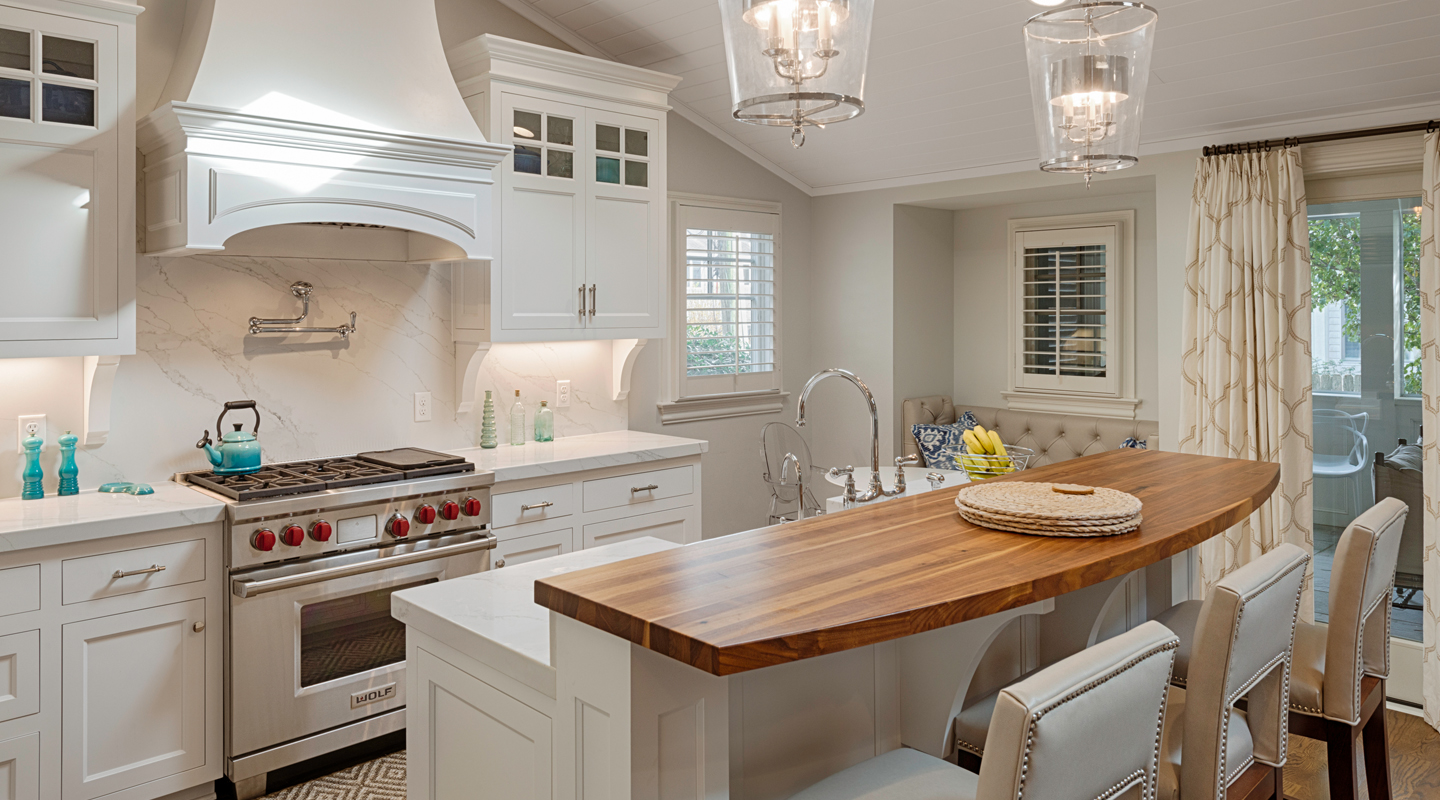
<box><xmin>628</xmin><ymin>113</ymin><xmax>815</xmax><ymax>538</ymax></box>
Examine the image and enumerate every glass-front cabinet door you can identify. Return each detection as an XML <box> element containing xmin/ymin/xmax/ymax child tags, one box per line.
<box><xmin>585</xmin><ymin>108</ymin><xmax>662</xmax><ymax>330</ymax></box>
<box><xmin>0</xmin><ymin>5</ymin><xmax>120</xmax><ymax>347</ymax></box>
<box><xmin>498</xmin><ymin>93</ymin><xmax>587</xmax><ymax>331</ymax></box>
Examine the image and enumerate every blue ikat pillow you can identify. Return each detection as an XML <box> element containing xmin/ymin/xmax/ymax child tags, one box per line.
<box><xmin>1119</xmin><ymin>437</ymin><xmax>1148</xmax><ymax>450</ymax></box>
<box><xmin>911</xmin><ymin>411</ymin><xmax>979</xmax><ymax>469</ymax></box>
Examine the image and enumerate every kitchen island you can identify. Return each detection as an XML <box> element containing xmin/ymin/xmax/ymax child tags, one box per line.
<box><xmin>395</xmin><ymin>449</ymin><xmax>1279</xmax><ymax>800</ymax></box>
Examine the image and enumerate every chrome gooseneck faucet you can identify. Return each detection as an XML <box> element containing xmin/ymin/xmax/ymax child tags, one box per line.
<box><xmin>797</xmin><ymin>369</ymin><xmax>915</xmax><ymax>505</ymax></box>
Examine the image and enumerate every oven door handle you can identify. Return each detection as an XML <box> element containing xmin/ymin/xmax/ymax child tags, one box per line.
<box><xmin>231</xmin><ymin>534</ymin><xmax>497</xmax><ymax>598</ymax></box>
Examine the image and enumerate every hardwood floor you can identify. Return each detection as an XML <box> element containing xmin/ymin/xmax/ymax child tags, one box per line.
<box><xmin>1284</xmin><ymin>709</ymin><xmax>1440</xmax><ymax>799</ymax></box>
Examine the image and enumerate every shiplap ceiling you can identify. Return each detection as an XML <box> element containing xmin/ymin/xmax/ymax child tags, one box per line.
<box><xmin>499</xmin><ymin>0</ymin><xmax>1440</xmax><ymax>194</ymax></box>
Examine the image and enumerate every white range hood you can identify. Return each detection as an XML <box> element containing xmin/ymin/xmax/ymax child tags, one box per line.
<box><xmin>136</xmin><ymin>0</ymin><xmax>510</xmax><ymax>258</ymax></box>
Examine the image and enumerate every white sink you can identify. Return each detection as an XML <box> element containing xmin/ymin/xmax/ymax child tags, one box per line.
<box><xmin>823</xmin><ymin>466</ymin><xmax>969</xmax><ymax>514</ymax></box>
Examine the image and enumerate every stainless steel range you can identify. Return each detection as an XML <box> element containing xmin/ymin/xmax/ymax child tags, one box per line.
<box><xmin>180</xmin><ymin>448</ymin><xmax>495</xmax><ymax>799</ymax></box>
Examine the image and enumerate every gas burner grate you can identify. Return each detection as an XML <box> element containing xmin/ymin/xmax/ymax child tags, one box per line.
<box><xmin>181</xmin><ymin>451</ymin><xmax>472</xmax><ymax>501</ymax></box>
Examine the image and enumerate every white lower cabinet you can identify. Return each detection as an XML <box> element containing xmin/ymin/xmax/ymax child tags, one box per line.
<box><xmin>0</xmin><ymin>631</ymin><xmax>39</xmax><ymax>725</ymax></box>
<box><xmin>62</xmin><ymin>599</ymin><xmax>208</xmax><ymax>800</ymax></box>
<box><xmin>411</xmin><ymin>647</ymin><xmax>551</xmax><ymax>800</ymax></box>
<box><xmin>0</xmin><ymin>732</ymin><xmax>39</xmax><ymax>800</ymax></box>
<box><xmin>583</xmin><ymin>506</ymin><xmax>695</xmax><ymax>549</ymax></box>
<box><xmin>493</xmin><ymin>529</ymin><xmax>574</xmax><ymax>569</ymax></box>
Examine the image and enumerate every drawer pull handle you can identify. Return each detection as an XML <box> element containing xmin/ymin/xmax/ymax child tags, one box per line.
<box><xmin>520</xmin><ymin>501</ymin><xmax>554</xmax><ymax>511</ymax></box>
<box><xmin>631</xmin><ymin>484</ymin><xmax>659</xmax><ymax>493</ymax></box>
<box><xmin>113</xmin><ymin>564</ymin><xmax>166</xmax><ymax>580</ymax></box>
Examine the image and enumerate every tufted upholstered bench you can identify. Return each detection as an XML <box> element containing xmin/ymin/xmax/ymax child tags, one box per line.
<box><xmin>901</xmin><ymin>395</ymin><xmax>1160</xmax><ymax>467</ymax></box>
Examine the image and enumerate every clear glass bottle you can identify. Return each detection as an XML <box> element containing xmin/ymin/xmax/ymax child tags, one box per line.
<box><xmin>509</xmin><ymin>389</ymin><xmax>526</xmax><ymax>446</ymax></box>
<box><xmin>480</xmin><ymin>390</ymin><xmax>498</xmax><ymax>449</ymax></box>
<box><xmin>535</xmin><ymin>400</ymin><xmax>554</xmax><ymax>442</ymax></box>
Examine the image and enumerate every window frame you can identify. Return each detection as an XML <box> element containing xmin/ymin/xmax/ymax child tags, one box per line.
<box><xmin>1004</xmin><ymin>210</ymin><xmax>1138</xmax><ymax>419</ymax></box>
<box><xmin>660</xmin><ymin>193</ymin><xmax>787</xmax><ymax>424</ymax></box>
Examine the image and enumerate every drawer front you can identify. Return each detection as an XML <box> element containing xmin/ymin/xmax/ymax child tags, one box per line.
<box><xmin>491</xmin><ymin>484</ymin><xmax>575</xmax><ymax>529</ymax></box>
<box><xmin>0</xmin><ymin>732</ymin><xmax>39</xmax><ymax>800</ymax></box>
<box><xmin>61</xmin><ymin>538</ymin><xmax>206</xmax><ymax>605</ymax></box>
<box><xmin>0</xmin><ymin>630</ymin><xmax>39</xmax><ymax>725</ymax></box>
<box><xmin>582</xmin><ymin>465</ymin><xmax>694</xmax><ymax>513</ymax></box>
<box><xmin>582</xmin><ymin>506</ymin><xmax>696</xmax><ymax>549</ymax></box>
<box><xmin>0</xmin><ymin>566</ymin><xmax>40</xmax><ymax>618</ymax></box>
<box><xmin>493</xmin><ymin>529</ymin><xmax>574</xmax><ymax>570</ymax></box>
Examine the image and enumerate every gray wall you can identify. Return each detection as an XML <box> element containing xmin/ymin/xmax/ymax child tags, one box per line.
<box><xmin>628</xmin><ymin>113</ymin><xmax>815</xmax><ymax>538</ymax></box>
<box><xmin>893</xmin><ymin>206</ymin><xmax>955</xmax><ymax>451</ymax></box>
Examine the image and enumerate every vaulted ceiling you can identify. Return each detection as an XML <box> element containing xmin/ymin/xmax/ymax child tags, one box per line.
<box><xmin>495</xmin><ymin>0</ymin><xmax>1440</xmax><ymax>194</ymax></box>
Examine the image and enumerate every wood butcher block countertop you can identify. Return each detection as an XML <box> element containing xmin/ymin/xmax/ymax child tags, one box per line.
<box><xmin>534</xmin><ymin>449</ymin><xmax>1280</xmax><ymax>676</ymax></box>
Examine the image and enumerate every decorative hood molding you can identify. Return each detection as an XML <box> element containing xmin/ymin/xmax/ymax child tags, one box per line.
<box><xmin>136</xmin><ymin>0</ymin><xmax>510</xmax><ymax>258</ymax></box>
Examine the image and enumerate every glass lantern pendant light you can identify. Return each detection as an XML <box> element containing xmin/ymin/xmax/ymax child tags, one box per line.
<box><xmin>1023</xmin><ymin>1</ymin><xmax>1159</xmax><ymax>186</ymax></box>
<box><xmin>719</xmin><ymin>0</ymin><xmax>875</xmax><ymax>148</ymax></box>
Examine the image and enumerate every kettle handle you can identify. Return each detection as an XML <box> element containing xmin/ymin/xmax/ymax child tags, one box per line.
<box><xmin>217</xmin><ymin>400</ymin><xmax>261</xmax><ymax>436</ymax></box>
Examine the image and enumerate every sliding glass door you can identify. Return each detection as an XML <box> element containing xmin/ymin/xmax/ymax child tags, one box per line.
<box><xmin>1309</xmin><ymin>196</ymin><xmax>1423</xmax><ymax>702</ymax></box>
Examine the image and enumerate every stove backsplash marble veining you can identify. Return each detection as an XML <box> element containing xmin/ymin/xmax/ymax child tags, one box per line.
<box><xmin>0</xmin><ymin>254</ymin><xmax>627</xmax><ymax>499</ymax></box>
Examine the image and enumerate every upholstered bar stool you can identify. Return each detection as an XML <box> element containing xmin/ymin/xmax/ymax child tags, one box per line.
<box><xmin>1156</xmin><ymin>543</ymin><xmax>1310</xmax><ymax>800</ymax></box>
<box><xmin>785</xmin><ymin>620</ymin><xmax>1179</xmax><ymax>800</ymax></box>
<box><xmin>1155</xmin><ymin>498</ymin><xmax>1407</xmax><ymax>800</ymax></box>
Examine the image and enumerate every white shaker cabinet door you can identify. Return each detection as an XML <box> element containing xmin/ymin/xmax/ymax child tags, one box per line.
<box><xmin>0</xmin><ymin>732</ymin><xmax>39</xmax><ymax>800</ymax></box>
<box><xmin>498</xmin><ymin>92</ymin><xmax>586</xmax><ymax>333</ymax></box>
<box><xmin>61</xmin><ymin>599</ymin><xmax>207</xmax><ymax>800</ymax></box>
<box><xmin>0</xmin><ymin>6</ymin><xmax>123</xmax><ymax>350</ymax></box>
<box><xmin>585</xmin><ymin>107</ymin><xmax>662</xmax><ymax>333</ymax></box>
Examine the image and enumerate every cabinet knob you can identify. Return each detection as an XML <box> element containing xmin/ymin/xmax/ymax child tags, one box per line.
<box><xmin>495</xmin><ymin>558</ymin><xmax>506</xmax><ymax>569</ymax></box>
<box><xmin>193</xmin><ymin>621</ymin><xmax>206</xmax><ymax>633</ymax></box>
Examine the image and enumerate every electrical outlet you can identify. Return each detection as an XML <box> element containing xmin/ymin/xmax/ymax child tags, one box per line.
<box><xmin>414</xmin><ymin>392</ymin><xmax>432</xmax><ymax>422</ymax></box>
<box><xmin>556</xmin><ymin>380</ymin><xmax>571</xmax><ymax>408</ymax></box>
<box><xmin>18</xmin><ymin>414</ymin><xmax>44</xmax><ymax>453</ymax></box>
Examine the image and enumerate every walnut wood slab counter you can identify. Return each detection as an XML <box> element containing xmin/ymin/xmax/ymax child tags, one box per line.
<box><xmin>534</xmin><ymin>449</ymin><xmax>1279</xmax><ymax>677</ymax></box>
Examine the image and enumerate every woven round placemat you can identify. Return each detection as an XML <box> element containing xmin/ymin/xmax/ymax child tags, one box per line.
<box><xmin>956</xmin><ymin>504</ymin><xmax>1140</xmax><ymax>530</ymax></box>
<box><xmin>955</xmin><ymin>481</ymin><xmax>1142</xmax><ymax>521</ymax></box>
<box><xmin>956</xmin><ymin>508</ymin><xmax>1143</xmax><ymax>537</ymax></box>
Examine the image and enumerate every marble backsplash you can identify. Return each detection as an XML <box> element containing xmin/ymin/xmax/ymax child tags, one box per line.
<box><xmin>0</xmin><ymin>254</ymin><xmax>628</xmax><ymax>498</ymax></box>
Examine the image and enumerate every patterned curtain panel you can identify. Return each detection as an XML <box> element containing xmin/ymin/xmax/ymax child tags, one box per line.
<box><xmin>1178</xmin><ymin>148</ymin><xmax>1315</xmax><ymax>620</ymax></box>
<box><xmin>1419</xmin><ymin>131</ymin><xmax>1440</xmax><ymax>732</ymax></box>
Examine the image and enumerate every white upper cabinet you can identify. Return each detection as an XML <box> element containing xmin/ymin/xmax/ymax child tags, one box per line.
<box><xmin>449</xmin><ymin>35</ymin><xmax>679</xmax><ymax>343</ymax></box>
<box><xmin>0</xmin><ymin>0</ymin><xmax>136</xmax><ymax>357</ymax></box>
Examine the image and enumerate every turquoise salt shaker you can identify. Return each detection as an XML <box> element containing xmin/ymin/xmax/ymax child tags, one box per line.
<box><xmin>21</xmin><ymin>432</ymin><xmax>43</xmax><ymax>500</ymax></box>
<box><xmin>58</xmin><ymin>430</ymin><xmax>79</xmax><ymax>496</ymax></box>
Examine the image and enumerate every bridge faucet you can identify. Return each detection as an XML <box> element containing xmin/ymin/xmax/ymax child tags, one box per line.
<box><xmin>798</xmin><ymin>369</ymin><xmax>904</xmax><ymax>502</ymax></box>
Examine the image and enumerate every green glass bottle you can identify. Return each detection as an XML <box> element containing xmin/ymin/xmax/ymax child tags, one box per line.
<box><xmin>534</xmin><ymin>400</ymin><xmax>554</xmax><ymax>442</ymax></box>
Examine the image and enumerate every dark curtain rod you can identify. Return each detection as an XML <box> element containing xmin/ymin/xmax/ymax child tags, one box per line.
<box><xmin>1201</xmin><ymin>119</ymin><xmax>1439</xmax><ymax>157</ymax></box>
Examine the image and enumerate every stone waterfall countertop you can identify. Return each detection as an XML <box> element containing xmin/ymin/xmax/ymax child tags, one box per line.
<box><xmin>392</xmin><ymin>537</ymin><xmax>681</xmax><ymax>698</ymax></box>
<box><xmin>0</xmin><ymin>481</ymin><xmax>226</xmax><ymax>554</ymax></box>
<box><xmin>447</xmin><ymin>430</ymin><xmax>707</xmax><ymax>484</ymax></box>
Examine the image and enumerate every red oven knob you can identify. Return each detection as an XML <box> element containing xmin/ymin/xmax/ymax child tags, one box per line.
<box><xmin>415</xmin><ymin>504</ymin><xmax>437</xmax><ymax>525</ymax></box>
<box><xmin>439</xmin><ymin>501</ymin><xmax>460</xmax><ymax>521</ymax></box>
<box><xmin>251</xmin><ymin>529</ymin><xmax>276</xmax><ymax>552</ymax></box>
<box><xmin>280</xmin><ymin>525</ymin><xmax>305</xmax><ymax>547</ymax></box>
<box><xmin>310</xmin><ymin>520</ymin><xmax>333</xmax><ymax>542</ymax></box>
<box><xmin>462</xmin><ymin>497</ymin><xmax>483</xmax><ymax>517</ymax></box>
<box><xmin>386</xmin><ymin>514</ymin><xmax>411</xmax><ymax>538</ymax></box>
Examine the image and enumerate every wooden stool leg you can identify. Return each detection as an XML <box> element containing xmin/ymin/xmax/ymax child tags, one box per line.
<box><xmin>1325</xmin><ymin>719</ymin><xmax>1361</xmax><ymax>800</ymax></box>
<box><xmin>1362</xmin><ymin>706</ymin><xmax>1392</xmax><ymax>800</ymax></box>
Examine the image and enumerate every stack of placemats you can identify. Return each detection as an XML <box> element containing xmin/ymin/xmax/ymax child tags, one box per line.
<box><xmin>954</xmin><ymin>481</ymin><xmax>1143</xmax><ymax>537</ymax></box>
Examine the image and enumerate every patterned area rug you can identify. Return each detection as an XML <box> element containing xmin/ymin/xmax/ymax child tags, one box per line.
<box><xmin>264</xmin><ymin>751</ymin><xmax>406</xmax><ymax>799</ymax></box>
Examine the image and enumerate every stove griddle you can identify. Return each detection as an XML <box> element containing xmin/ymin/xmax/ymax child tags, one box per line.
<box><xmin>181</xmin><ymin>450</ymin><xmax>471</xmax><ymax>502</ymax></box>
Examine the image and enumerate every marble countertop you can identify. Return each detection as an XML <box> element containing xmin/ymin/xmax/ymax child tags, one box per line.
<box><xmin>0</xmin><ymin>481</ymin><xmax>226</xmax><ymax>554</ymax></box>
<box><xmin>448</xmin><ymin>429</ymin><xmax>708</xmax><ymax>485</ymax></box>
<box><xmin>392</xmin><ymin>537</ymin><xmax>681</xmax><ymax>697</ymax></box>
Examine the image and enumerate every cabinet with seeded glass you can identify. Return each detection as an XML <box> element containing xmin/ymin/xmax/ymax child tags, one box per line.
<box><xmin>0</xmin><ymin>0</ymin><xmax>136</xmax><ymax>357</ymax></box>
<box><xmin>449</xmin><ymin>35</ymin><xmax>679</xmax><ymax>342</ymax></box>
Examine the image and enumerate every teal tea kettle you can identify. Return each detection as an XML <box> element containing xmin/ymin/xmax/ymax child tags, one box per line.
<box><xmin>196</xmin><ymin>400</ymin><xmax>263</xmax><ymax>475</ymax></box>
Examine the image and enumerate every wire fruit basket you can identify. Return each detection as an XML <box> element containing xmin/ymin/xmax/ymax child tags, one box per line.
<box><xmin>947</xmin><ymin>444</ymin><xmax>1035</xmax><ymax>481</ymax></box>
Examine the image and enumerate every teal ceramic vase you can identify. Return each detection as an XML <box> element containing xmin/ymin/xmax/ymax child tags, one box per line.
<box><xmin>58</xmin><ymin>431</ymin><xmax>78</xmax><ymax>496</ymax></box>
<box><xmin>21</xmin><ymin>433</ymin><xmax>43</xmax><ymax>500</ymax></box>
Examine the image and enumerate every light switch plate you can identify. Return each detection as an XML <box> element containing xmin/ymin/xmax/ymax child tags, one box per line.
<box><xmin>414</xmin><ymin>392</ymin><xmax>432</xmax><ymax>422</ymax></box>
<box><xmin>556</xmin><ymin>380</ymin><xmax>571</xmax><ymax>408</ymax></box>
<box><xmin>18</xmin><ymin>415</ymin><xmax>44</xmax><ymax>453</ymax></box>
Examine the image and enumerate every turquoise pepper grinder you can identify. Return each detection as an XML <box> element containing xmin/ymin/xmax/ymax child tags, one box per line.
<box><xmin>58</xmin><ymin>430</ymin><xmax>79</xmax><ymax>496</ymax></box>
<box><xmin>21</xmin><ymin>431</ymin><xmax>43</xmax><ymax>500</ymax></box>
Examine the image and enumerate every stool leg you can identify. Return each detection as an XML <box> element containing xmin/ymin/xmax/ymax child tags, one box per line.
<box><xmin>1362</xmin><ymin>706</ymin><xmax>1392</xmax><ymax>800</ymax></box>
<box><xmin>1325</xmin><ymin>719</ymin><xmax>1361</xmax><ymax>800</ymax></box>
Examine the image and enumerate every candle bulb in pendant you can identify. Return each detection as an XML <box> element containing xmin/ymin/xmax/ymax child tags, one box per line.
<box><xmin>818</xmin><ymin>2</ymin><xmax>832</xmax><ymax>49</ymax></box>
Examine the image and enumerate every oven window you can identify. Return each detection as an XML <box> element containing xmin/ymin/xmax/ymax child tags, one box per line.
<box><xmin>299</xmin><ymin>578</ymin><xmax>436</xmax><ymax>687</ymax></box>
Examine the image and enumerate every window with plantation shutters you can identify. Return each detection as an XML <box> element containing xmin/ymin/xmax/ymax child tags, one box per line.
<box><xmin>1007</xmin><ymin>214</ymin><xmax>1135</xmax><ymax>417</ymax></box>
<box><xmin>664</xmin><ymin>198</ymin><xmax>783</xmax><ymax>419</ymax></box>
